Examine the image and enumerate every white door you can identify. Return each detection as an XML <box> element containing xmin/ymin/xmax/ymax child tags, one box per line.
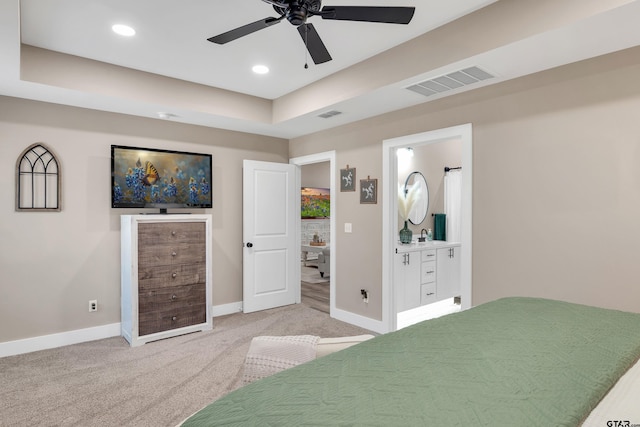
<box><xmin>243</xmin><ymin>160</ymin><xmax>299</xmax><ymax>313</ymax></box>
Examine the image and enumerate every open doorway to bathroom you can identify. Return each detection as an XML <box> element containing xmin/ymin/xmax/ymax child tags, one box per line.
<box><xmin>395</xmin><ymin>140</ymin><xmax>463</xmax><ymax>328</ymax></box>
<box><xmin>382</xmin><ymin>124</ymin><xmax>473</xmax><ymax>333</ymax></box>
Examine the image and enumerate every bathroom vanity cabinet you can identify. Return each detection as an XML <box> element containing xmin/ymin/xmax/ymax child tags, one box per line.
<box><xmin>395</xmin><ymin>242</ymin><xmax>460</xmax><ymax>312</ymax></box>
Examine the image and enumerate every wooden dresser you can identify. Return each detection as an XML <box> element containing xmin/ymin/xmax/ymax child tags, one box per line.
<box><xmin>121</xmin><ymin>214</ymin><xmax>212</xmax><ymax>346</ymax></box>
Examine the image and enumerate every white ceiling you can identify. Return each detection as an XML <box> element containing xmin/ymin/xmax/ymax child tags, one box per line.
<box><xmin>19</xmin><ymin>0</ymin><xmax>497</xmax><ymax>100</ymax></box>
<box><xmin>2</xmin><ymin>0</ymin><xmax>640</xmax><ymax>139</ymax></box>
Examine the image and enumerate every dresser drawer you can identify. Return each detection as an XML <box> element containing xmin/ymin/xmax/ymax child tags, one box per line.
<box><xmin>138</xmin><ymin>222</ymin><xmax>205</xmax><ymax>245</ymax></box>
<box><xmin>421</xmin><ymin>283</ymin><xmax>437</xmax><ymax>305</ymax></box>
<box><xmin>138</xmin><ymin>283</ymin><xmax>207</xmax><ymax>336</ymax></box>
<box><xmin>139</xmin><ymin>282</ymin><xmax>206</xmax><ymax>313</ymax></box>
<box><xmin>138</xmin><ymin>243</ymin><xmax>205</xmax><ymax>267</ymax></box>
<box><xmin>138</xmin><ymin>263</ymin><xmax>206</xmax><ymax>290</ymax></box>
<box><xmin>421</xmin><ymin>261</ymin><xmax>436</xmax><ymax>284</ymax></box>
<box><xmin>138</xmin><ymin>304</ymin><xmax>207</xmax><ymax>336</ymax></box>
<box><xmin>421</xmin><ymin>249</ymin><xmax>436</xmax><ymax>262</ymax></box>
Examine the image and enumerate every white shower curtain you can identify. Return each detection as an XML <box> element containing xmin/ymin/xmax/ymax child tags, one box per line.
<box><xmin>444</xmin><ymin>169</ymin><xmax>462</xmax><ymax>242</ymax></box>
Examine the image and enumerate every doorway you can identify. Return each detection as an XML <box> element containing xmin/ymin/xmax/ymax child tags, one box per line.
<box><xmin>290</xmin><ymin>151</ymin><xmax>336</xmax><ymax>316</ymax></box>
<box><xmin>300</xmin><ymin>162</ymin><xmax>330</xmax><ymax>313</ymax></box>
<box><xmin>382</xmin><ymin>124</ymin><xmax>473</xmax><ymax>332</ymax></box>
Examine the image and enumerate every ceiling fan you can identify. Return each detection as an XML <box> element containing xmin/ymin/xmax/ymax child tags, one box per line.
<box><xmin>207</xmin><ymin>0</ymin><xmax>415</xmax><ymax>66</ymax></box>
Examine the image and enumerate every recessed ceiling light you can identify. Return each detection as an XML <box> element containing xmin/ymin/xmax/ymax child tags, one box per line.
<box><xmin>112</xmin><ymin>24</ymin><xmax>136</xmax><ymax>37</ymax></box>
<box><xmin>252</xmin><ymin>65</ymin><xmax>269</xmax><ymax>75</ymax></box>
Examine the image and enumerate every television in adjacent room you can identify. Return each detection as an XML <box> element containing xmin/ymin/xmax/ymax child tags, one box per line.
<box><xmin>111</xmin><ymin>145</ymin><xmax>212</xmax><ymax>212</ymax></box>
<box><xmin>301</xmin><ymin>187</ymin><xmax>330</xmax><ymax>219</ymax></box>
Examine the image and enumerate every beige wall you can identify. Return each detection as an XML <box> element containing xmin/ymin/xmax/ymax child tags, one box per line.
<box><xmin>301</xmin><ymin>162</ymin><xmax>330</xmax><ymax>188</ymax></box>
<box><xmin>3</xmin><ymin>45</ymin><xmax>640</xmax><ymax>346</ymax></box>
<box><xmin>0</xmin><ymin>97</ymin><xmax>287</xmax><ymax>343</ymax></box>
<box><xmin>290</xmin><ymin>46</ymin><xmax>640</xmax><ymax>319</ymax></box>
<box><xmin>397</xmin><ymin>139</ymin><xmax>462</xmax><ymax>235</ymax></box>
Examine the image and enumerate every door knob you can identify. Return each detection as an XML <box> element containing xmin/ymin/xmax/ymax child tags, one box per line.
<box><xmin>246</xmin><ymin>242</ymin><xmax>253</xmax><ymax>248</ymax></box>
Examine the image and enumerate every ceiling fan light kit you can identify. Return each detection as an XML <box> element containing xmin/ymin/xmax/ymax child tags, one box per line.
<box><xmin>207</xmin><ymin>1</ymin><xmax>415</xmax><ymax>66</ymax></box>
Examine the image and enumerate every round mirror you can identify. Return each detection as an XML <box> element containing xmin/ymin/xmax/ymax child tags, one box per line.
<box><xmin>404</xmin><ymin>171</ymin><xmax>429</xmax><ymax>225</ymax></box>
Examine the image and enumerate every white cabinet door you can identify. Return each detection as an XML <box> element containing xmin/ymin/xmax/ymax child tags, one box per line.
<box><xmin>437</xmin><ymin>246</ymin><xmax>461</xmax><ymax>300</ymax></box>
<box><xmin>394</xmin><ymin>251</ymin><xmax>421</xmax><ymax>312</ymax></box>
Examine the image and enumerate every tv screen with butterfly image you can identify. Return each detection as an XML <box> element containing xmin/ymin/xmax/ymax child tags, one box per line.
<box><xmin>111</xmin><ymin>145</ymin><xmax>212</xmax><ymax>211</ymax></box>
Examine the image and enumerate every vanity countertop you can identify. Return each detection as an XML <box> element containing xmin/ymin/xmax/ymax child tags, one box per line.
<box><xmin>395</xmin><ymin>240</ymin><xmax>460</xmax><ymax>253</ymax></box>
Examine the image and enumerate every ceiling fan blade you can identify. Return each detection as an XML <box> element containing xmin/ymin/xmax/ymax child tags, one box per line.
<box><xmin>297</xmin><ymin>23</ymin><xmax>332</xmax><ymax>65</ymax></box>
<box><xmin>208</xmin><ymin>17</ymin><xmax>282</xmax><ymax>44</ymax></box>
<box><xmin>320</xmin><ymin>6</ymin><xmax>415</xmax><ymax>24</ymax></box>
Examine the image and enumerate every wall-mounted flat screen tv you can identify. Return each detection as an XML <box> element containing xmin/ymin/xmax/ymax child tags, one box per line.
<box><xmin>111</xmin><ymin>145</ymin><xmax>212</xmax><ymax>212</ymax></box>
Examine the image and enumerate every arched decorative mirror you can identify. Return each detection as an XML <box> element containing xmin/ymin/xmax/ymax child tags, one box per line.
<box><xmin>404</xmin><ymin>171</ymin><xmax>429</xmax><ymax>225</ymax></box>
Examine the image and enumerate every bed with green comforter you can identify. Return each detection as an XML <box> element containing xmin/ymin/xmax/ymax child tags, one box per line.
<box><xmin>182</xmin><ymin>297</ymin><xmax>640</xmax><ymax>426</ymax></box>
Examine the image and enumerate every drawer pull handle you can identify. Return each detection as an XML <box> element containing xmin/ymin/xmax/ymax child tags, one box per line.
<box><xmin>171</xmin><ymin>231</ymin><xmax>176</xmax><ymax>236</ymax></box>
<box><xmin>172</xmin><ymin>272</ymin><xmax>177</xmax><ymax>278</ymax></box>
<box><xmin>427</xmin><ymin>292</ymin><xmax>435</xmax><ymax>296</ymax></box>
<box><xmin>171</xmin><ymin>294</ymin><xmax>177</xmax><ymax>300</ymax></box>
<box><xmin>426</xmin><ymin>270</ymin><xmax>434</xmax><ymax>274</ymax></box>
<box><xmin>172</xmin><ymin>316</ymin><xmax>177</xmax><ymax>321</ymax></box>
<box><xmin>171</xmin><ymin>251</ymin><xmax>177</xmax><ymax>257</ymax></box>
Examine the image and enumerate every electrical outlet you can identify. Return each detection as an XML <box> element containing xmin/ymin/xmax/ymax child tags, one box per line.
<box><xmin>89</xmin><ymin>300</ymin><xmax>98</xmax><ymax>312</ymax></box>
<box><xmin>360</xmin><ymin>289</ymin><xmax>369</xmax><ymax>303</ymax></box>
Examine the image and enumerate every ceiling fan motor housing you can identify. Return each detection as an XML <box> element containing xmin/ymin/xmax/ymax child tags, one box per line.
<box><xmin>284</xmin><ymin>0</ymin><xmax>322</xmax><ymax>26</ymax></box>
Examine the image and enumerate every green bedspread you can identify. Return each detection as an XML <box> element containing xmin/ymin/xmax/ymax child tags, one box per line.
<box><xmin>183</xmin><ymin>298</ymin><xmax>640</xmax><ymax>426</ymax></box>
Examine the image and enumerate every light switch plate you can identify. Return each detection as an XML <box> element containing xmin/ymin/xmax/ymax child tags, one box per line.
<box><xmin>345</xmin><ymin>223</ymin><xmax>352</xmax><ymax>233</ymax></box>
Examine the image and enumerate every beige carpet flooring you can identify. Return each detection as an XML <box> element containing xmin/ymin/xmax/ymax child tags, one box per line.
<box><xmin>0</xmin><ymin>303</ymin><xmax>372</xmax><ymax>427</ymax></box>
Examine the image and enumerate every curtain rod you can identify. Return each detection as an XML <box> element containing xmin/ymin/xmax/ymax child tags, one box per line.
<box><xmin>444</xmin><ymin>166</ymin><xmax>462</xmax><ymax>172</ymax></box>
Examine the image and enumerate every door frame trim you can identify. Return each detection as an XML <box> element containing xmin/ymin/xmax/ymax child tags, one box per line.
<box><xmin>290</xmin><ymin>151</ymin><xmax>336</xmax><ymax>316</ymax></box>
<box><xmin>382</xmin><ymin>124</ymin><xmax>473</xmax><ymax>332</ymax></box>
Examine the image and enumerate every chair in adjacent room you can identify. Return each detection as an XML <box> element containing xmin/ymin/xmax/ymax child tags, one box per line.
<box><xmin>317</xmin><ymin>248</ymin><xmax>330</xmax><ymax>278</ymax></box>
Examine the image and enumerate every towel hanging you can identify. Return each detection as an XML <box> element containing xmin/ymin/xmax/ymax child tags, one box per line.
<box><xmin>434</xmin><ymin>213</ymin><xmax>446</xmax><ymax>241</ymax></box>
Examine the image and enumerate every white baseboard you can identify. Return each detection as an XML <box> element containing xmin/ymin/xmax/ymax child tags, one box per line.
<box><xmin>0</xmin><ymin>323</ymin><xmax>121</xmax><ymax>358</ymax></box>
<box><xmin>0</xmin><ymin>302</ymin><xmax>246</xmax><ymax>358</ymax></box>
<box><xmin>331</xmin><ymin>307</ymin><xmax>386</xmax><ymax>335</ymax></box>
<box><xmin>212</xmin><ymin>301</ymin><xmax>243</xmax><ymax>317</ymax></box>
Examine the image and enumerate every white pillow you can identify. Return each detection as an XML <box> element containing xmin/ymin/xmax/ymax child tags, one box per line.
<box><xmin>316</xmin><ymin>334</ymin><xmax>375</xmax><ymax>358</ymax></box>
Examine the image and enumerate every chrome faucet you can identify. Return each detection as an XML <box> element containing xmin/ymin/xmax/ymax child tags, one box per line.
<box><xmin>418</xmin><ymin>229</ymin><xmax>427</xmax><ymax>242</ymax></box>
